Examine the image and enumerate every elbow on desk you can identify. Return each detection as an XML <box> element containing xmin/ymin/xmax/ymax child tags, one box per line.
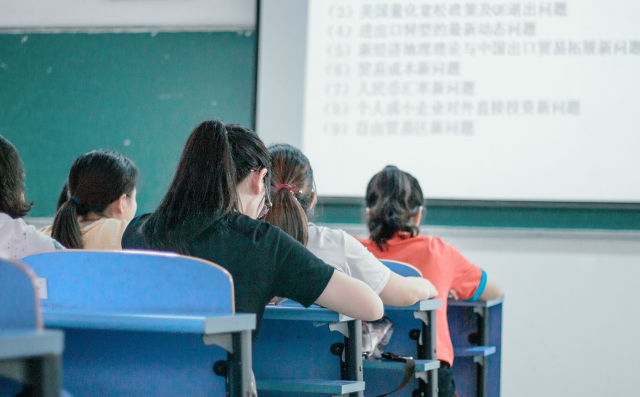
<box><xmin>478</xmin><ymin>276</ymin><xmax>502</xmax><ymax>301</ymax></box>
<box><xmin>366</xmin><ymin>295</ymin><xmax>385</xmax><ymax>321</ymax></box>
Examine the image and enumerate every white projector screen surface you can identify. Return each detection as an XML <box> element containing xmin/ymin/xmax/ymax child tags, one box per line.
<box><xmin>257</xmin><ymin>0</ymin><xmax>640</xmax><ymax>202</ymax></box>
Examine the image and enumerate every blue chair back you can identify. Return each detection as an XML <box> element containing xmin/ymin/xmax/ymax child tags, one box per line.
<box><xmin>21</xmin><ymin>250</ymin><xmax>234</xmax><ymax>314</ymax></box>
<box><xmin>0</xmin><ymin>258</ymin><xmax>41</xmax><ymax>330</ymax></box>
<box><xmin>381</xmin><ymin>259</ymin><xmax>423</xmax><ymax>278</ymax></box>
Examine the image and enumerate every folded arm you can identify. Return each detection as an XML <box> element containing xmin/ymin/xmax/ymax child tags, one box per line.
<box><xmin>378</xmin><ymin>272</ymin><xmax>438</xmax><ymax>306</ymax></box>
<box><xmin>315</xmin><ymin>271</ymin><xmax>384</xmax><ymax>321</ymax></box>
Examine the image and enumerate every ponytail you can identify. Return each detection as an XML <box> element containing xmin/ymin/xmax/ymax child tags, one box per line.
<box><xmin>51</xmin><ymin>199</ymin><xmax>83</xmax><ymax>248</ymax></box>
<box><xmin>144</xmin><ymin>120</ymin><xmax>238</xmax><ymax>253</ymax></box>
<box><xmin>265</xmin><ymin>144</ymin><xmax>315</xmax><ymax>246</ymax></box>
<box><xmin>266</xmin><ymin>184</ymin><xmax>309</xmax><ymax>245</ymax></box>
<box><xmin>365</xmin><ymin>166</ymin><xmax>423</xmax><ymax>250</ymax></box>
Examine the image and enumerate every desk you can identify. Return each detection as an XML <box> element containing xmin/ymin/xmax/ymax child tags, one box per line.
<box><xmin>42</xmin><ymin>309</ymin><xmax>255</xmax><ymax>397</ymax></box>
<box><xmin>449</xmin><ymin>296</ymin><xmax>504</xmax><ymax>397</ymax></box>
<box><xmin>0</xmin><ymin>330</ymin><xmax>64</xmax><ymax>397</ymax></box>
<box><xmin>254</xmin><ymin>302</ymin><xmax>364</xmax><ymax>396</ymax></box>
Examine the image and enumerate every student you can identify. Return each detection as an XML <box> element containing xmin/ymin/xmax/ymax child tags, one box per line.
<box><xmin>44</xmin><ymin>149</ymin><xmax>138</xmax><ymax>249</ymax></box>
<box><xmin>121</xmin><ymin>120</ymin><xmax>383</xmax><ymax>335</ymax></box>
<box><xmin>265</xmin><ymin>143</ymin><xmax>438</xmax><ymax>306</ymax></box>
<box><xmin>357</xmin><ymin>165</ymin><xmax>502</xmax><ymax>397</ymax></box>
<box><xmin>0</xmin><ymin>135</ymin><xmax>62</xmax><ymax>259</ymax></box>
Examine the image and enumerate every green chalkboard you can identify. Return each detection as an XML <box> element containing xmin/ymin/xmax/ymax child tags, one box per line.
<box><xmin>313</xmin><ymin>200</ymin><xmax>640</xmax><ymax>229</ymax></box>
<box><xmin>1</xmin><ymin>31</ymin><xmax>638</xmax><ymax>229</ymax></box>
<box><xmin>0</xmin><ymin>31</ymin><xmax>256</xmax><ymax>217</ymax></box>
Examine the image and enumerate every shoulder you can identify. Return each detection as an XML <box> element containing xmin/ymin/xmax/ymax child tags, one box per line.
<box><xmin>308</xmin><ymin>223</ymin><xmax>348</xmax><ymax>247</ymax></box>
<box><xmin>227</xmin><ymin>213</ymin><xmax>273</xmax><ymax>237</ymax></box>
<box><xmin>0</xmin><ymin>213</ymin><xmax>59</xmax><ymax>255</ymax></box>
<box><xmin>223</xmin><ymin>213</ymin><xmax>295</xmax><ymax>249</ymax></box>
<box><xmin>0</xmin><ymin>213</ymin><xmax>45</xmax><ymax>237</ymax></box>
<box><xmin>423</xmin><ymin>235</ymin><xmax>459</xmax><ymax>255</ymax></box>
<box><xmin>122</xmin><ymin>214</ymin><xmax>151</xmax><ymax>248</ymax></box>
<box><xmin>95</xmin><ymin>217</ymin><xmax>129</xmax><ymax>233</ymax></box>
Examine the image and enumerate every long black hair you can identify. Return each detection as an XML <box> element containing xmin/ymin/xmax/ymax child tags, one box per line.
<box><xmin>52</xmin><ymin>149</ymin><xmax>138</xmax><ymax>248</ymax></box>
<box><xmin>143</xmin><ymin>120</ymin><xmax>268</xmax><ymax>254</ymax></box>
<box><xmin>0</xmin><ymin>135</ymin><xmax>33</xmax><ymax>218</ymax></box>
<box><xmin>264</xmin><ymin>144</ymin><xmax>315</xmax><ymax>245</ymax></box>
<box><xmin>365</xmin><ymin>165</ymin><xmax>424</xmax><ymax>250</ymax></box>
<box><xmin>226</xmin><ymin>124</ymin><xmax>272</xmax><ymax>217</ymax></box>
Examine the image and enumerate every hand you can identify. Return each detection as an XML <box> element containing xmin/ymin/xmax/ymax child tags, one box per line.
<box><xmin>448</xmin><ymin>289</ymin><xmax>460</xmax><ymax>300</ymax></box>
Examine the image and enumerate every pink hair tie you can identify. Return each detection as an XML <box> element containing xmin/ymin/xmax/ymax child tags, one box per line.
<box><xmin>276</xmin><ymin>184</ymin><xmax>297</xmax><ymax>193</ymax></box>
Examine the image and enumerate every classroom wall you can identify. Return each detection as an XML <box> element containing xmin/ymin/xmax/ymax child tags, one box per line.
<box><xmin>342</xmin><ymin>223</ymin><xmax>640</xmax><ymax>397</ymax></box>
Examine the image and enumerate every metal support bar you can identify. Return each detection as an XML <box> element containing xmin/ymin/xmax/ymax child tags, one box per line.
<box><xmin>477</xmin><ymin>307</ymin><xmax>490</xmax><ymax>397</ymax></box>
<box><xmin>26</xmin><ymin>354</ymin><xmax>61</xmax><ymax>397</ymax></box>
<box><xmin>344</xmin><ymin>320</ymin><xmax>363</xmax><ymax>397</ymax></box>
<box><xmin>202</xmin><ymin>333</ymin><xmax>233</xmax><ymax>353</ymax></box>
<box><xmin>412</xmin><ymin>310</ymin><xmax>438</xmax><ymax>397</ymax></box>
<box><xmin>227</xmin><ymin>330</ymin><xmax>253</xmax><ymax>397</ymax></box>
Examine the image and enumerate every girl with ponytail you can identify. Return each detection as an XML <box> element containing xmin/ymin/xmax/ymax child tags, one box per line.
<box><xmin>122</xmin><ymin>120</ymin><xmax>384</xmax><ymax>336</ymax></box>
<box><xmin>265</xmin><ymin>144</ymin><xmax>438</xmax><ymax>306</ymax></box>
<box><xmin>359</xmin><ymin>165</ymin><xmax>502</xmax><ymax>397</ymax></box>
<box><xmin>45</xmin><ymin>149</ymin><xmax>138</xmax><ymax>249</ymax></box>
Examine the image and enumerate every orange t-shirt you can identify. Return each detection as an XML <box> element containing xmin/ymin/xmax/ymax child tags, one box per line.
<box><xmin>357</xmin><ymin>233</ymin><xmax>486</xmax><ymax>365</ymax></box>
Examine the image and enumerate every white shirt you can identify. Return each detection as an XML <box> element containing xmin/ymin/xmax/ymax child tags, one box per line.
<box><xmin>0</xmin><ymin>213</ymin><xmax>61</xmax><ymax>260</ymax></box>
<box><xmin>307</xmin><ymin>223</ymin><xmax>391</xmax><ymax>294</ymax></box>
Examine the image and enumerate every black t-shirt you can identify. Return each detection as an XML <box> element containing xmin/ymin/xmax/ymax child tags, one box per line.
<box><xmin>121</xmin><ymin>213</ymin><xmax>334</xmax><ymax>334</ymax></box>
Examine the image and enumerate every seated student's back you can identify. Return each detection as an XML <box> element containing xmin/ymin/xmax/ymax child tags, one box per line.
<box><xmin>42</xmin><ymin>149</ymin><xmax>138</xmax><ymax>250</ymax></box>
<box><xmin>357</xmin><ymin>165</ymin><xmax>502</xmax><ymax>397</ymax></box>
<box><xmin>0</xmin><ymin>135</ymin><xmax>61</xmax><ymax>259</ymax></box>
<box><xmin>122</xmin><ymin>120</ymin><xmax>383</xmax><ymax>336</ymax></box>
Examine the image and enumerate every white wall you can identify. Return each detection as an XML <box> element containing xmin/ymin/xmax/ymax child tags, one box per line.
<box><xmin>0</xmin><ymin>0</ymin><xmax>256</xmax><ymax>31</ymax></box>
<box><xmin>340</xmin><ymin>224</ymin><xmax>640</xmax><ymax>397</ymax></box>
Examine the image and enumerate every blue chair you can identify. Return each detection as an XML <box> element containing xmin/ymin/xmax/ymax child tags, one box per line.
<box><xmin>359</xmin><ymin>260</ymin><xmax>441</xmax><ymax>397</ymax></box>
<box><xmin>21</xmin><ymin>250</ymin><xmax>255</xmax><ymax>397</ymax></box>
<box><xmin>0</xmin><ymin>258</ymin><xmax>64</xmax><ymax>397</ymax></box>
<box><xmin>380</xmin><ymin>259</ymin><xmax>423</xmax><ymax>278</ymax></box>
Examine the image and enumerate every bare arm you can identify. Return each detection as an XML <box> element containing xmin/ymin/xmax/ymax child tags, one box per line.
<box><xmin>315</xmin><ymin>271</ymin><xmax>384</xmax><ymax>321</ymax></box>
<box><xmin>378</xmin><ymin>272</ymin><xmax>438</xmax><ymax>306</ymax></box>
<box><xmin>478</xmin><ymin>276</ymin><xmax>502</xmax><ymax>301</ymax></box>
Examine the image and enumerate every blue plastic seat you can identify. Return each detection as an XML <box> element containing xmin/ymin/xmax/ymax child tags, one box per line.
<box><xmin>21</xmin><ymin>250</ymin><xmax>254</xmax><ymax>397</ymax></box>
<box><xmin>381</xmin><ymin>259</ymin><xmax>423</xmax><ymax>277</ymax></box>
<box><xmin>0</xmin><ymin>258</ymin><xmax>64</xmax><ymax>397</ymax></box>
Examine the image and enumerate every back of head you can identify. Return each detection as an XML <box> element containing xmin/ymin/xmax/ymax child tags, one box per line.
<box><xmin>265</xmin><ymin>144</ymin><xmax>315</xmax><ymax>245</ymax></box>
<box><xmin>365</xmin><ymin>165</ymin><xmax>424</xmax><ymax>250</ymax></box>
<box><xmin>225</xmin><ymin>124</ymin><xmax>271</xmax><ymax>183</ymax></box>
<box><xmin>52</xmin><ymin>149</ymin><xmax>138</xmax><ymax>248</ymax></box>
<box><xmin>144</xmin><ymin>120</ymin><xmax>238</xmax><ymax>253</ymax></box>
<box><xmin>0</xmin><ymin>135</ymin><xmax>32</xmax><ymax>218</ymax></box>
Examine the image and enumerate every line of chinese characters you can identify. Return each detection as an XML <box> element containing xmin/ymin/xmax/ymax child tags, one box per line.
<box><xmin>352</xmin><ymin>40</ymin><xmax>640</xmax><ymax>57</ymax></box>
<box><xmin>350</xmin><ymin>99</ymin><xmax>580</xmax><ymax>117</ymax></box>
<box><xmin>357</xmin><ymin>21</ymin><xmax>537</xmax><ymax>38</ymax></box>
<box><xmin>358</xmin><ymin>2</ymin><xmax>568</xmax><ymax>19</ymax></box>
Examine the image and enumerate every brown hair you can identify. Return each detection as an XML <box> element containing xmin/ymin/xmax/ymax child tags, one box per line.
<box><xmin>365</xmin><ymin>165</ymin><xmax>424</xmax><ymax>250</ymax></box>
<box><xmin>0</xmin><ymin>135</ymin><xmax>33</xmax><ymax>218</ymax></box>
<box><xmin>264</xmin><ymin>144</ymin><xmax>315</xmax><ymax>245</ymax></box>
